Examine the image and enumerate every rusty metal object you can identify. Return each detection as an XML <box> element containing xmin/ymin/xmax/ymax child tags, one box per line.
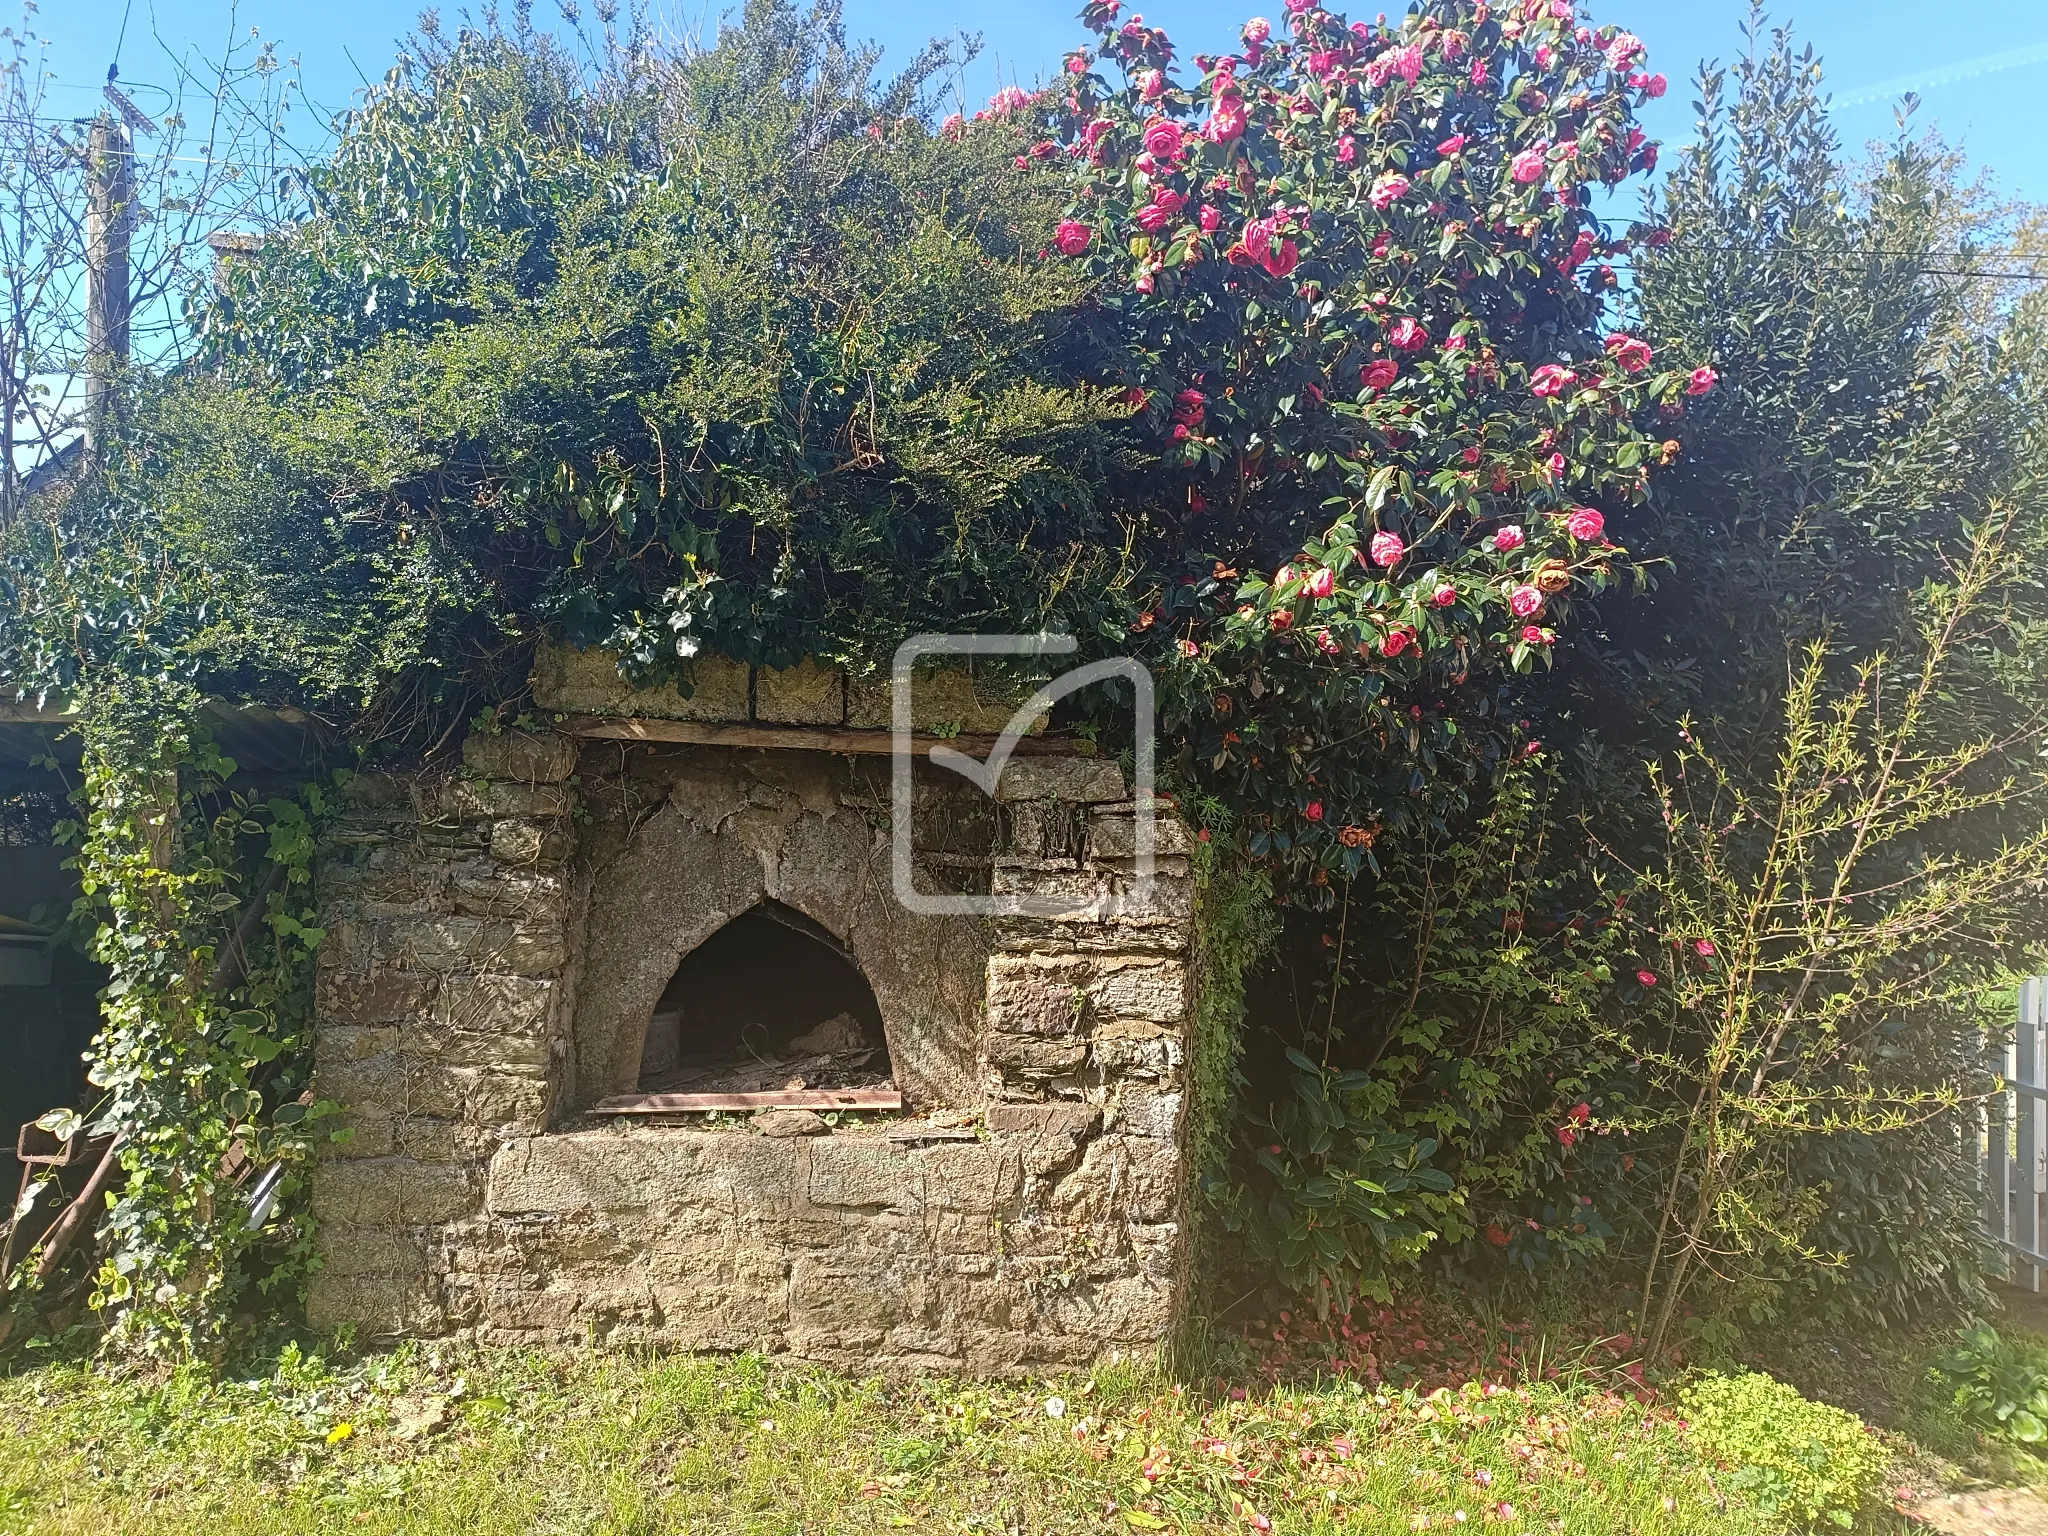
<box><xmin>1</xmin><ymin>1122</ymin><xmax>115</xmax><ymax>1289</ymax></box>
<box><xmin>15</xmin><ymin>1120</ymin><xmax>97</xmax><ymax>1167</ymax></box>
<box><xmin>29</xmin><ymin>1133</ymin><xmax>125</xmax><ymax>1284</ymax></box>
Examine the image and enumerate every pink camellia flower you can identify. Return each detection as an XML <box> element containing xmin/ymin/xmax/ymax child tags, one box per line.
<box><xmin>1636</xmin><ymin>968</ymin><xmax>1658</xmax><ymax>987</ymax></box>
<box><xmin>1135</xmin><ymin>270</ymin><xmax>1156</xmax><ymax>293</ymax></box>
<box><xmin>1136</xmin><ymin>202</ymin><xmax>1173</xmax><ymax>234</ymax></box>
<box><xmin>1606</xmin><ymin>30</ymin><xmax>1646</xmax><ymax>71</ymax></box>
<box><xmin>941</xmin><ymin>112</ymin><xmax>964</xmax><ymax>136</ymax></box>
<box><xmin>1065</xmin><ymin>53</ymin><xmax>1090</xmax><ymax>75</ymax></box>
<box><xmin>1143</xmin><ymin>119</ymin><xmax>1184</xmax><ymax>160</ymax></box>
<box><xmin>1369</xmin><ymin>172</ymin><xmax>1410</xmax><ymax>210</ymax></box>
<box><xmin>1336</xmin><ymin>135</ymin><xmax>1357</xmax><ymax>165</ymax></box>
<box><xmin>1242</xmin><ymin>15</ymin><xmax>1271</xmax><ymax>44</ymax></box>
<box><xmin>1275</xmin><ymin>562</ymin><xmax>1296</xmax><ymax>589</ymax></box>
<box><xmin>1304</xmin><ymin>800</ymin><xmax>1324</xmax><ymax>821</ymax></box>
<box><xmin>1054</xmin><ymin>220</ymin><xmax>1093</xmax><ymax>256</ymax></box>
<box><xmin>1380</xmin><ymin>627</ymin><xmax>1415</xmax><ymax>657</ymax></box>
<box><xmin>1546</xmin><ymin>451</ymin><xmax>1568</xmax><ymax>480</ymax></box>
<box><xmin>1511</xmin><ymin>145</ymin><xmax>1548</xmax><ymax>183</ymax></box>
<box><xmin>1388</xmin><ymin>317</ymin><xmax>1429</xmax><ymax>352</ymax></box>
<box><xmin>1530</xmin><ymin>363</ymin><xmax>1576</xmax><ymax>398</ymax></box>
<box><xmin>1315</xmin><ymin>628</ymin><xmax>1341</xmax><ymax>654</ymax></box>
<box><xmin>1136</xmin><ymin>68</ymin><xmax>1166</xmax><ymax>101</ymax></box>
<box><xmin>1432</xmin><ymin>583</ymin><xmax>1457</xmax><ymax>607</ymax></box>
<box><xmin>1368</xmin><ymin>529</ymin><xmax>1405</xmax><ymax>567</ymax></box>
<box><xmin>1470</xmin><ymin>56</ymin><xmax>1488</xmax><ymax>86</ymax></box>
<box><xmin>1437</xmin><ymin>133</ymin><xmax>1467</xmax><ymax>156</ymax></box>
<box><xmin>1208</xmin><ymin>94</ymin><xmax>1248</xmax><ymax>142</ymax></box>
<box><xmin>1563</xmin><ymin>230</ymin><xmax>1596</xmax><ymax>271</ymax></box>
<box><xmin>1509</xmin><ymin>583</ymin><xmax>1543</xmax><ymax>617</ymax></box>
<box><xmin>987</xmin><ymin>85</ymin><xmax>1033</xmax><ymax>115</ymax></box>
<box><xmin>1285</xmin><ymin>0</ymin><xmax>1310</xmax><ymax>12</ymax></box>
<box><xmin>1686</xmin><ymin>365</ymin><xmax>1719</xmax><ymax>396</ymax></box>
<box><xmin>1522</xmin><ymin>624</ymin><xmax>1550</xmax><ymax>644</ymax></box>
<box><xmin>1198</xmin><ymin>204</ymin><xmax>1222</xmax><ymax>233</ymax></box>
<box><xmin>1493</xmin><ymin>524</ymin><xmax>1525</xmax><ymax>552</ymax></box>
<box><xmin>1443</xmin><ymin>334</ymin><xmax>1467</xmax><ymax>353</ymax></box>
<box><xmin>1534</xmin><ymin>44</ymin><xmax>1554</xmax><ymax>68</ymax></box>
<box><xmin>1643</xmin><ymin>71</ymin><xmax>1668</xmax><ymax>97</ymax></box>
<box><xmin>1694</xmin><ymin>938</ymin><xmax>1716</xmax><ymax>957</ymax></box>
<box><xmin>1304</xmin><ymin>566</ymin><xmax>1335</xmax><ymax>598</ymax></box>
<box><xmin>1361</xmin><ymin>359</ymin><xmax>1398</xmax><ymax>392</ymax></box>
<box><xmin>1605</xmin><ymin>333</ymin><xmax>1653</xmax><ymax>373</ymax></box>
<box><xmin>1565</xmin><ymin>506</ymin><xmax>1605</xmax><ymax>541</ymax></box>
<box><xmin>1362</xmin><ymin>44</ymin><xmax>1421</xmax><ymax>86</ymax></box>
<box><xmin>1261</xmin><ymin>238</ymin><xmax>1300</xmax><ymax>278</ymax></box>
<box><xmin>1178</xmin><ymin>638</ymin><xmax>1200</xmax><ymax>657</ymax></box>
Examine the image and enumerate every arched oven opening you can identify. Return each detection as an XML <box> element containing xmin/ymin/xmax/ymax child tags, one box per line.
<box><xmin>635</xmin><ymin>901</ymin><xmax>892</xmax><ymax>1097</ymax></box>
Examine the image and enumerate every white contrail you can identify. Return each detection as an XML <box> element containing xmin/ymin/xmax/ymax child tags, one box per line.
<box><xmin>1832</xmin><ymin>40</ymin><xmax>2048</xmax><ymax>108</ymax></box>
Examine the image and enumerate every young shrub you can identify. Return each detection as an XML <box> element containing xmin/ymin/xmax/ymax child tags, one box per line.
<box><xmin>1933</xmin><ymin>1326</ymin><xmax>2048</xmax><ymax>1446</ymax></box>
<box><xmin>1220</xmin><ymin>1048</ymin><xmax>1462</xmax><ymax>1314</ymax></box>
<box><xmin>1680</xmin><ymin>1371</ymin><xmax>1892</xmax><ymax>1531</ymax></box>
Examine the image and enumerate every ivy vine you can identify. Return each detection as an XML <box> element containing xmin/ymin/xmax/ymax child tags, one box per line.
<box><xmin>6</xmin><ymin>677</ymin><xmax>335</xmax><ymax>1355</ymax></box>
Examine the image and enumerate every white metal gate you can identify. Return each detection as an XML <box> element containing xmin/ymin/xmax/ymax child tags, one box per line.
<box><xmin>1985</xmin><ymin>978</ymin><xmax>2048</xmax><ymax>1289</ymax></box>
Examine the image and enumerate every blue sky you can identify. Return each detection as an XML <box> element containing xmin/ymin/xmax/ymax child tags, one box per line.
<box><xmin>27</xmin><ymin>0</ymin><xmax>2048</xmax><ymax>202</ymax></box>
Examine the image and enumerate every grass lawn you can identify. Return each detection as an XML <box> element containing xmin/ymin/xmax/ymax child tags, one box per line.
<box><xmin>0</xmin><ymin>1331</ymin><xmax>1816</xmax><ymax>1536</ymax></box>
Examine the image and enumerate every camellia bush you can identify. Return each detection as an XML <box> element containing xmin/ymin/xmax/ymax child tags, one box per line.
<box><xmin>1032</xmin><ymin>0</ymin><xmax>1710</xmax><ymax>892</ymax></box>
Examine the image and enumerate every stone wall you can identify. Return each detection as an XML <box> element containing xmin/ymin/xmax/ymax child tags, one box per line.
<box><xmin>531</xmin><ymin>643</ymin><xmax>1047</xmax><ymax>735</ymax></box>
<box><xmin>308</xmin><ymin>726</ymin><xmax>1199</xmax><ymax>1372</ymax></box>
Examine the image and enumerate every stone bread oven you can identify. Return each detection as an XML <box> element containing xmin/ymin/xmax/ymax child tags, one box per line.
<box><xmin>306</xmin><ymin>649</ymin><xmax>1201</xmax><ymax>1373</ymax></box>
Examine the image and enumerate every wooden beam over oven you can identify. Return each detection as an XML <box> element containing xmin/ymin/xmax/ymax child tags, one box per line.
<box><xmin>590</xmin><ymin>1088</ymin><xmax>906</xmax><ymax>1114</ymax></box>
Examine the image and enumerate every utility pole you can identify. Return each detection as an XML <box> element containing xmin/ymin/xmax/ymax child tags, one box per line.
<box><xmin>83</xmin><ymin>110</ymin><xmax>133</xmax><ymax>467</ymax></box>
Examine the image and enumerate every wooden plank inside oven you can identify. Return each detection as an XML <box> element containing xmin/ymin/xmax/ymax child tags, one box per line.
<box><xmin>590</xmin><ymin>1088</ymin><xmax>905</xmax><ymax>1115</ymax></box>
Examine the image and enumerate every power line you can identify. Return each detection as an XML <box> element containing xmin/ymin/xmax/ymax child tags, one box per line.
<box><xmin>109</xmin><ymin>0</ymin><xmax>135</xmax><ymax>84</ymax></box>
